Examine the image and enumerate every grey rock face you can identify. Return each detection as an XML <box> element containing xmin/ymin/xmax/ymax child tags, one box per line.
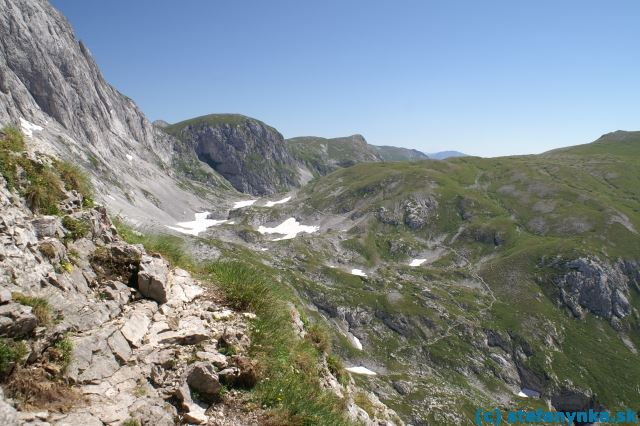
<box><xmin>0</xmin><ymin>303</ymin><xmax>37</xmax><ymax>337</ymax></box>
<box><xmin>137</xmin><ymin>255</ymin><xmax>170</xmax><ymax>303</ymax></box>
<box><xmin>554</xmin><ymin>257</ymin><xmax>632</xmax><ymax>327</ymax></box>
<box><xmin>0</xmin><ymin>388</ymin><xmax>18</xmax><ymax>426</ymax></box>
<box><xmin>403</xmin><ymin>195</ymin><xmax>438</xmax><ymax>230</ymax></box>
<box><xmin>0</xmin><ymin>0</ymin><xmax>232</xmax><ymax>225</ymax></box>
<box><xmin>165</xmin><ymin>115</ymin><xmax>299</xmax><ymax>195</ymax></box>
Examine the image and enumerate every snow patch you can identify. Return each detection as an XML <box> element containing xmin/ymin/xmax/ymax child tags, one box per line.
<box><xmin>345</xmin><ymin>366</ymin><xmax>377</xmax><ymax>376</ymax></box>
<box><xmin>409</xmin><ymin>258</ymin><xmax>427</xmax><ymax>267</ymax></box>
<box><xmin>352</xmin><ymin>335</ymin><xmax>363</xmax><ymax>351</ymax></box>
<box><xmin>19</xmin><ymin>118</ymin><xmax>43</xmax><ymax>137</ymax></box>
<box><xmin>232</xmin><ymin>199</ymin><xmax>257</xmax><ymax>209</ymax></box>
<box><xmin>166</xmin><ymin>212</ymin><xmax>227</xmax><ymax>236</ymax></box>
<box><xmin>264</xmin><ymin>196</ymin><xmax>291</xmax><ymax>207</ymax></box>
<box><xmin>259</xmin><ymin>248</ymin><xmax>269</xmax><ymax>252</ymax></box>
<box><xmin>351</xmin><ymin>269</ymin><xmax>367</xmax><ymax>277</ymax></box>
<box><xmin>257</xmin><ymin>218</ymin><xmax>319</xmax><ymax>241</ymax></box>
<box><xmin>517</xmin><ymin>388</ymin><xmax>540</xmax><ymax>398</ymax></box>
<box><xmin>126</xmin><ymin>154</ymin><xmax>133</xmax><ymax>161</ymax></box>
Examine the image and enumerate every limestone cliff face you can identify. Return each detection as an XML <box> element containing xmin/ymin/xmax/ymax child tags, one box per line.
<box><xmin>0</xmin><ymin>0</ymin><xmax>231</xmax><ymax>225</ymax></box>
<box><xmin>165</xmin><ymin>114</ymin><xmax>300</xmax><ymax>195</ymax></box>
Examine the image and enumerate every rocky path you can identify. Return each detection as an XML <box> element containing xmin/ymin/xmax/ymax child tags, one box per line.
<box><xmin>0</xmin><ymin>176</ymin><xmax>258</xmax><ymax>425</ymax></box>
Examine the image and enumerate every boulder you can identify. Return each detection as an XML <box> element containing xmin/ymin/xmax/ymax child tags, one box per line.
<box><xmin>0</xmin><ymin>303</ymin><xmax>37</xmax><ymax>337</ymax></box>
<box><xmin>0</xmin><ymin>388</ymin><xmax>18</xmax><ymax>426</ymax></box>
<box><xmin>137</xmin><ymin>255</ymin><xmax>170</xmax><ymax>303</ymax></box>
<box><xmin>186</xmin><ymin>362</ymin><xmax>222</xmax><ymax>402</ymax></box>
<box><xmin>31</xmin><ymin>216</ymin><xmax>64</xmax><ymax>239</ymax></box>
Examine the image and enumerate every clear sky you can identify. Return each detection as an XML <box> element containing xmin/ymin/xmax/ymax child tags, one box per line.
<box><xmin>51</xmin><ymin>0</ymin><xmax>640</xmax><ymax>157</ymax></box>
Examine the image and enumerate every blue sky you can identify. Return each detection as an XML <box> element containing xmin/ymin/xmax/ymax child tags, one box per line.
<box><xmin>51</xmin><ymin>0</ymin><xmax>640</xmax><ymax>157</ymax></box>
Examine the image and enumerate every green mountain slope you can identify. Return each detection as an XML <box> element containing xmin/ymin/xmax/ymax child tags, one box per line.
<box><xmin>286</xmin><ymin>134</ymin><xmax>382</xmax><ymax>178</ymax></box>
<box><xmin>228</xmin><ymin>132</ymin><xmax>640</xmax><ymax>424</ymax></box>
<box><xmin>373</xmin><ymin>145</ymin><xmax>429</xmax><ymax>161</ymax></box>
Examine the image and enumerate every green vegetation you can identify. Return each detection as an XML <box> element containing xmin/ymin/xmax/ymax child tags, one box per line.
<box><xmin>62</xmin><ymin>216</ymin><xmax>90</xmax><ymax>241</ymax></box>
<box><xmin>0</xmin><ymin>127</ymin><xmax>94</xmax><ymax>213</ymax></box>
<box><xmin>12</xmin><ymin>293</ymin><xmax>51</xmax><ymax>326</ymax></box>
<box><xmin>0</xmin><ymin>339</ymin><xmax>28</xmax><ymax>377</ymax></box>
<box><xmin>114</xmin><ymin>218</ymin><xmax>352</xmax><ymax>425</ymax></box>
<box><xmin>55</xmin><ymin>160</ymin><xmax>94</xmax><ymax>206</ymax></box>
<box><xmin>53</xmin><ymin>335</ymin><xmax>73</xmax><ymax>371</ymax></box>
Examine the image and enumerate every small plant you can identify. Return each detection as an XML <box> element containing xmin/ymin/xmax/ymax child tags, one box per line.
<box><xmin>62</xmin><ymin>216</ymin><xmax>90</xmax><ymax>241</ymax></box>
<box><xmin>0</xmin><ymin>339</ymin><xmax>28</xmax><ymax>377</ymax></box>
<box><xmin>12</xmin><ymin>293</ymin><xmax>51</xmax><ymax>326</ymax></box>
<box><xmin>38</xmin><ymin>241</ymin><xmax>58</xmax><ymax>260</ymax></box>
<box><xmin>133</xmin><ymin>384</ymin><xmax>147</xmax><ymax>397</ymax></box>
<box><xmin>24</xmin><ymin>168</ymin><xmax>63</xmax><ymax>215</ymax></box>
<box><xmin>122</xmin><ymin>419</ymin><xmax>141</xmax><ymax>426</ymax></box>
<box><xmin>327</xmin><ymin>354</ymin><xmax>348</xmax><ymax>386</ymax></box>
<box><xmin>53</xmin><ymin>335</ymin><xmax>73</xmax><ymax>371</ymax></box>
<box><xmin>1</xmin><ymin>126</ymin><xmax>25</xmax><ymax>152</ymax></box>
<box><xmin>55</xmin><ymin>160</ymin><xmax>94</xmax><ymax>204</ymax></box>
<box><xmin>305</xmin><ymin>323</ymin><xmax>330</xmax><ymax>353</ymax></box>
<box><xmin>60</xmin><ymin>261</ymin><xmax>73</xmax><ymax>273</ymax></box>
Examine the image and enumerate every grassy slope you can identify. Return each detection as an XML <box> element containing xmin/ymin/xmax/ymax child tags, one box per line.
<box><xmin>373</xmin><ymin>145</ymin><xmax>429</xmax><ymax>162</ymax></box>
<box><xmin>285</xmin><ymin>134</ymin><xmax>640</xmax><ymax>421</ymax></box>
<box><xmin>287</xmin><ymin>135</ymin><xmax>382</xmax><ymax>177</ymax></box>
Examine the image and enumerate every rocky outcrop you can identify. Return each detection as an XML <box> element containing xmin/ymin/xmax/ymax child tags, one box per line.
<box><xmin>165</xmin><ymin>114</ymin><xmax>299</xmax><ymax>195</ymax></box>
<box><xmin>375</xmin><ymin>194</ymin><xmax>439</xmax><ymax>230</ymax></box>
<box><xmin>0</xmin><ymin>173</ymin><xmax>255</xmax><ymax>425</ymax></box>
<box><xmin>553</xmin><ymin>257</ymin><xmax>634</xmax><ymax>329</ymax></box>
<box><xmin>0</xmin><ymin>0</ymin><xmax>231</xmax><ymax>225</ymax></box>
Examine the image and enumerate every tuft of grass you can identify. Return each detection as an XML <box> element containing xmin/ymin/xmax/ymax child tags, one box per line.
<box><xmin>24</xmin><ymin>167</ymin><xmax>63</xmax><ymax>215</ymax></box>
<box><xmin>55</xmin><ymin>160</ymin><xmax>93</xmax><ymax>203</ymax></box>
<box><xmin>208</xmin><ymin>261</ymin><xmax>276</xmax><ymax>313</ymax></box>
<box><xmin>12</xmin><ymin>293</ymin><xmax>51</xmax><ymax>326</ymax></box>
<box><xmin>326</xmin><ymin>354</ymin><xmax>348</xmax><ymax>387</ymax></box>
<box><xmin>122</xmin><ymin>420</ymin><xmax>141</xmax><ymax>426</ymax></box>
<box><xmin>0</xmin><ymin>127</ymin><xmax>25</xmax><ymax>152</ymax></box>
<box><xmin>305</xmin><ymin>323</ymin><xmax>330</xmax><ymax>353</ymax></box>
<box><xmin>53</xmin><ymin>335</ymin><xmax>73</xmax><ymax>372</ymax></box>
<box><xmin>0</xmin><ymin>339</ymin><xmax>28</xmax><ymax>377</ymax></box>
<box><xmin>62</xmin><ymin>216</ymin><xmax>90</xmax><ymax>241</ymax></box>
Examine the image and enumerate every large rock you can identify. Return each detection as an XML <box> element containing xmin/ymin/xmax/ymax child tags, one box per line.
<box><xmin>164</xmin><ymin>114</ymin><xmax>299</xmax><ymax>195</ymax></box>
<box><xmin>186</xmin><ymin>362</ymin><xmax>222</xmax><ymax>402</ymax></box>
<box><xmin>0</xmin><ymin>388</ymin><xmax>18</xmax><ymax>426</ymax></box>
<box><xmin>554</xmin><ymin>257</ymin><xmax>632</xmax><ymax>327</ymax></box>
<box><xmin>137</xmin><ymin>255</ymin><xmax>170</xmax><ymax>303</ymax></box>
<box><xmin>31</xmin><ymin>216</ymin><xmax>64</xmax><ymax>239</ymax></box>
<box><xmin>0</xmin><ymin>303</ymin><xmax>37</xmax><ymax>337</ymax></box>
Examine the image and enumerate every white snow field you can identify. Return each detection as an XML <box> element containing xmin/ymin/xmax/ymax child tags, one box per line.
<box><xmin>345</xmin><ymin>366</ymin><xmax>377</xmax><ymax>376</ymax></box>
<box><xmin>264</xmin><ymin>196</ymin><xmax>291</xmax><ymax>207</ymax></box>
<box><xmin>167</xmin><ymin>212</ymin><xmax>228</xmax><ymax>236</ymax></box>
<box><xmin>409</xmin><ymin>258</ymin><xmax>427</xmax><ymax>267</ymax></box>
<box><xmin>232</xmin><ymin>199</ymin><xmax>257</xmax><ymax>209</ymax></box>
<box><xmin>19</xmin><ymin>118</ymin><xmax>43</xmax><ymax>137</ymax></box>
<box><xmin>350</xmin><ymin>269</ymin><xmax>367</xmax><ymax>277</ymax></box>
<box><xmin>257</xmin><ymin>218</ymin><xmax>319</xmax><ymax>241</ymax></box>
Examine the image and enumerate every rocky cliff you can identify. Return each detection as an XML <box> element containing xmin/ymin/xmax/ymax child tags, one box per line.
<box><xmin>165</xmin><ymin>115</ymin><xmax>299</xmax><ymax>195</ymax></box>
<box><xmin>0</xmin><ymin>0</ymin><xmax>233</xmax><ymax>226</ymax></box>
<box><xmin>0</xmin><ymin>154</ymin><xmax>257</xmax><ymax>424</ymax></box>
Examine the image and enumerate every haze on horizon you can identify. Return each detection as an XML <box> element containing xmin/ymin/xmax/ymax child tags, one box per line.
<box><xmin>51</xmin><ymin>0</ymin><xmax>640</xmax><ymax>158</ymax></box>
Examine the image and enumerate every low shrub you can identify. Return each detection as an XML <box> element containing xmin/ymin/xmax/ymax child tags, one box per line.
<box><xmin>62</xmin><ymin>216</ymin><xmax>90</xmax><ymax>241</ymax></box>
<box><xmin>0</xmin><ymin>339</ymin><xmax>28</xmax><ymax>377</ymax></box>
